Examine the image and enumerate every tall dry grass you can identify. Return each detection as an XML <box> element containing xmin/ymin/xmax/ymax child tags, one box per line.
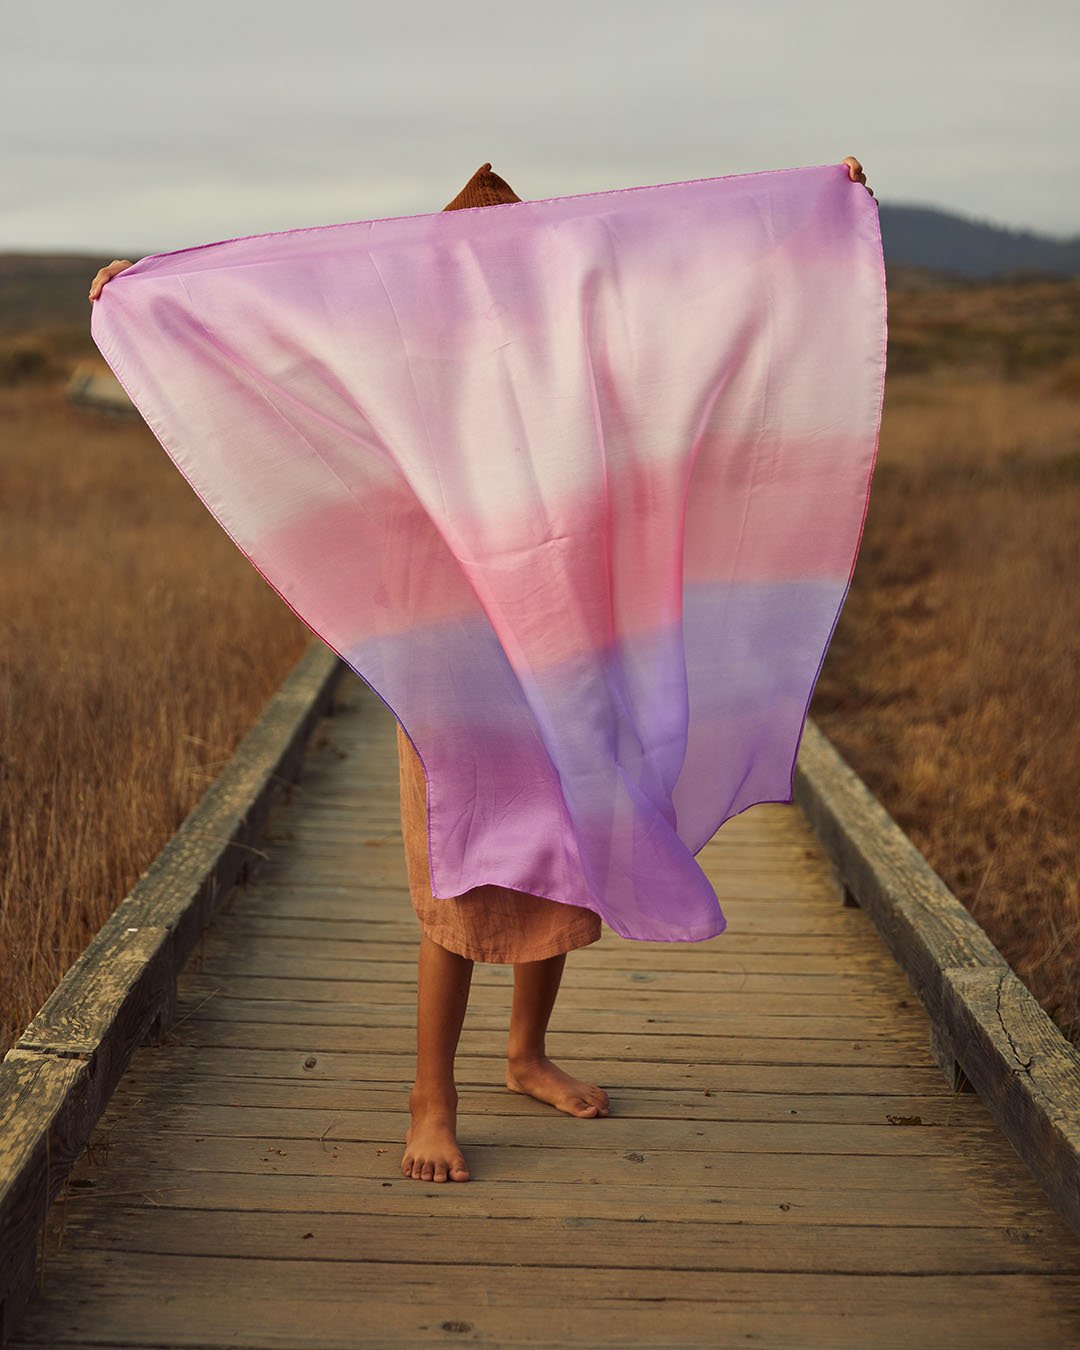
<box><xmin>0</xmin><ymin>381</ymin><xmax>311</xmax><ymax>1053</ymax></box>
<box><xmin>813</xmin><ymin>362</ymin><xmax>1080</xmax><ymax>1040</ymax></box>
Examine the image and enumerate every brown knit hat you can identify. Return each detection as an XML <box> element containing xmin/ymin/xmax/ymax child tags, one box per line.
<box><xmin>442</xmin><ymin>162</ymin><xmax>522</xmax><ymax>212</ymax></box>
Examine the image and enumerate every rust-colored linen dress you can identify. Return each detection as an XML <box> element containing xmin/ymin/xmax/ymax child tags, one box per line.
<box><xmin>395</xmin><ymin>162</ymin><xmax>603</xmax><ymax>964</ymax></box>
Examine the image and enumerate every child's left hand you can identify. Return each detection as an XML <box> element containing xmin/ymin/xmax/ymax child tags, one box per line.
<box><xmin>842</xmin><ymin>156</ymin><xmax>876</xmax><ymax>200</ymax></box>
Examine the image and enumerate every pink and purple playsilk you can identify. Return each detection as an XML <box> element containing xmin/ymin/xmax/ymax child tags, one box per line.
<box><xmin>90</xmin><ymin>162</ymin><xmax>886</xmax><ymax>944</ymax></box>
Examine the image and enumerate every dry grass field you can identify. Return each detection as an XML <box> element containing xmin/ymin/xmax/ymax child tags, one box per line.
<box><xmin>1</xmin><ymin>273</ymin><xmax>1078</xmax><ymax>1054</ymax></box>
<box><xmin>815</xmin><ymin>277</ymin><xmax>1080</xmax><ymax>1041</ymax></box>
<box><xmin>0</xmin><ymin>377</ymin><xmax>311</xmax><ymax>1053</ymax></box>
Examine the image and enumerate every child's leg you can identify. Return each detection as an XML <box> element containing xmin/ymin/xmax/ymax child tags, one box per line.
<box><xmin>505</xmin><ymin>952</ymin><xmax>610</xmax><ymax>1118</ymax></box>
<box><xmin>402</xmin><ymin>932</ymin><xmax>474</xmax><ymax>1182</ymax></box>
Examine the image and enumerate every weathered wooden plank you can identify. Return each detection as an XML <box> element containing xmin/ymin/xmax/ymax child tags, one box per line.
<box><xmin>187</xmin><ymin>949</ymin><xmax>909</xmax><ymax>984</ymax></box>
<box><xmin>158</xmin><ymin>1019</ymin><xmax>931</xmax><ymax>1067</ymax></box>
<box><xmin>175</xmin><ymin>969</ymin><xmax>915</xmax><ymax>1018</ymax></box>
<box><xmin>11</xmin><ymin>1252</ymin><xmax>1080</xmax><ymax>1349</ymax></box>
<box><xmin>191</xmin><ymin>934</ymin><xmax>907</xmax><ymax>975</ymax></box>
<box><xmin>122</xmin><ymin>1044</ymin><xmax>958</xmax><ymax>1095</ymax></box>
<box><xmin>939</xmin><ymin>965</ymin><xmax>1080</xmax><ymax>1237</ymax></box>
<box><xmin>13</xmin><ymin>925</ymin><xmax>174</xmax><ymax>1079</ymax></box>
<box><xmin>42</xmin><ymin>1203</ymin><xmax>1080</xmax><ymax>1276</ymax></box>
<box><xmin>84</xmin><ymin>1097</ymin><xmax>997</xmax><ymax>1159</ymax></box>
<box><xmin>112</xmin><ymin>1064</ymin><xmax>992</xmax><ymax>1128</ymax></box>
<box><xmin>0</xmin><ymin>1055</ymin><xmax>90</xmax><ymax>1344</ymax></box>
<box><xmin>45</xmin><ymin>1159</ymin><xmax>1036</xmax><ymax>1227</ymax></box>
<box><xmin>182</xmin><ymin>960</ymin><xmax>913</xmax><ymax>997</ymax></box>
<box><xmin>170</xmin><ymin>993</ymin><xmax>930</xmax><ymax>1042</ymax></box>
<box><xmin>67</xmin><ymin>1129</ymin><xmax>1021</xmax><ymax>1194</ymax></box>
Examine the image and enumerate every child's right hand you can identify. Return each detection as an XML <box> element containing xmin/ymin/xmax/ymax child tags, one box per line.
<box><xmin>88</xmin><ymin>259</ymin><xmax>134</xmax><ymax>302</ymax></box>
<box><xmin>841</xmin><ymin>157</ymin><xmax>875</xmax><ymax>200</ymax></box>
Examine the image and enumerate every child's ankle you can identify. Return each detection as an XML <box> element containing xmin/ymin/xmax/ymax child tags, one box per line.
<box><xmin>409</xmin><ymin>1080</ymin><xmax>458</xmax><ymax>1115</ymax></box>
<box><xmin>507</xmin><ymin>1048</ymin><xmax>547</xmax><ymax>1071</ymax></box>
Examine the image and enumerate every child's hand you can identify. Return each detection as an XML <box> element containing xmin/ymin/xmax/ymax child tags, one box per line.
<box><xmin>842</xmin><ymin>156</ymin><xmax>876</xmax><ymax>201</ymax></box>
<box><xmin>88</xmin><ymin>259</ymin><xmax>134</xmax><ymax>302</ymax></box>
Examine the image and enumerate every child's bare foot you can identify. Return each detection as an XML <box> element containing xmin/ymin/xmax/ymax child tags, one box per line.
<box><xmin>505</xmin><ymin>1054</ymin><xmax>610</xmax><ymax>1117</ymax></box>
<box><xmin>402</xmin><ymin>1086</ymin><xmax>470</xmax><ymax>1182</ymax></box>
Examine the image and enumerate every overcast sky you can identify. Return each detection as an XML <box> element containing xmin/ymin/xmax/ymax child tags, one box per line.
<box><xmin>3</xmin><ymin>0</ymin><xmax>1078</xmax><ymax>258</ymax></box>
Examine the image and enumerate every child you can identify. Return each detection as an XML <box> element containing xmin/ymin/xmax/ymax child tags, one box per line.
<box><xmin>395</xmin><ymin>164</ymin><xmax>612</xmax><ymax>1187</ymax></box>
<box><xmin>393</xmin><ymin>157</ymin><xmax>875</xmax><ymax>1184</ymax></box>
<box><xmin>88</xmin><ymin>157</ymin><xmax>874</xmax><ymax>1188</ymax></box>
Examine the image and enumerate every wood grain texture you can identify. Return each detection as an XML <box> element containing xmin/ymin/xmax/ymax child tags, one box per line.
<box><xmin>0</xmin><ymin>1054</ymin><xmax>89</xmax><ymax>1343</ymax></box>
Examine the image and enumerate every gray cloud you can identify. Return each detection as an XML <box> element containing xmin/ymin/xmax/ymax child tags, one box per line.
<box><xmin>3</xmin><ymin>0</ymin><xmax>1077</xmax><ymax>256</ymax></box>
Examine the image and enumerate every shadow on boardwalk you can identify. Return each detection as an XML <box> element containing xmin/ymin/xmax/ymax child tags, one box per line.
<box><xmin>11</xmin><ymin>672</ymin><xmax>1080</xmax><ymax>1348</ymax></box>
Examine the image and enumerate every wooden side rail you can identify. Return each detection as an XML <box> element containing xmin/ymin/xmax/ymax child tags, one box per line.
<box><xmin>794</xmin><ymin>716</ymin><xmax>1080</xmax><ymax>1239</ymax></box>
<box><xmin>0</xmin><ymin>640</ymin><xmax>345</xmax><ymax>1343</ymax></box>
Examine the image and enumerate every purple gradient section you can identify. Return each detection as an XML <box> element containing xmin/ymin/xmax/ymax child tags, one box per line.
<box><xmin>345</xmin><ymin>575</ymin><xmax>846</xmax><ymax>943</ymax></box>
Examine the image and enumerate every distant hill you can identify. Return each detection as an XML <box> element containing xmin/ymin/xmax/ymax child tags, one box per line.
<box><xmin>879</xmin><ymin>204</ymin><xmax>1080</xmax><ymax>279</ymax></box>
<box><xmin>0</xmin><ymin>203</ymin><xmax>1077</xmax><ymax>336</ymax></box>
<box><xmin>0</xmin><ymin>252</ymin><xmax>143</xmax><ymax>336</ymax></box>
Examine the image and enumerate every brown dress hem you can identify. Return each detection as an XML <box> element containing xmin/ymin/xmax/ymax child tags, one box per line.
<box><xmin>396</xmin><ymin>720</ymin><xmax>603</xmax><ymax>965</ymax></box>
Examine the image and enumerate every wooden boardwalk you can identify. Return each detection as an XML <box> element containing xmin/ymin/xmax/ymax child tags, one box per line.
<box><xmin>11</xmin><ymin>670</ymin><xmax>1080</xmax><ymax>1348</ymax></box>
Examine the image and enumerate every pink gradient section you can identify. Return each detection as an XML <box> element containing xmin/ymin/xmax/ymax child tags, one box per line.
<box><xmin>90</xmin><ymin>163</ymin><xmax>886</xmax><ymax>943</ymax></box>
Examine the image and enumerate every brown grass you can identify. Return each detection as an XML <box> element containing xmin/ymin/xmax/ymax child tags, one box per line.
<box><xmin>813</xmin><ymin>324</ymin><xmax>1080</xmax><ymax>1040</ymax></box>
<box><xmin>0</xmin><ymin>381</ymin><xmax>311</xmax><ymax>1053</ymax></box>
<box><xmin>1</xmin><ymin>276</ymin><xmax>1079</xmax><ymax>1054</ymax></box>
